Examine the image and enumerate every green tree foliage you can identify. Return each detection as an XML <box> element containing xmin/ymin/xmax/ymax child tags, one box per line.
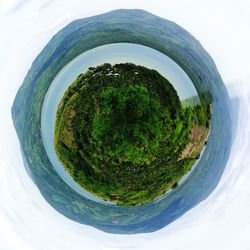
<box><xmin>54</xmin><ymin>63</ymin><xmax>211</xmax><ymax>206</ymax></box>
<box><xmin>91</xmin><ymin>85</ymin><xmax>169</xmax><ymax>165</ymax></box>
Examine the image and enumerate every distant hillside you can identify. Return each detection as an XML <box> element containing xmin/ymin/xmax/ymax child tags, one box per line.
<box><xmin>181</xmin><ymin>95</ymin><xmax>200</xmax><ymax>108</ymax></box>
<box><xmin>11</xmin><ymin>9</ymin><xmax>231</xmax><ymax>234</ymax></box>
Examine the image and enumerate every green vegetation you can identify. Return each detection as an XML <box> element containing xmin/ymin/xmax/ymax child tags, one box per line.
<box><xmin>91</xmin><ymin>84</ymin><xmax>166</xmax><ymax>165</ymax></box>
<box><xmin>55</xmin><ymin>63</ymin><xmax>210</xmax><ymax>206</ymax></box>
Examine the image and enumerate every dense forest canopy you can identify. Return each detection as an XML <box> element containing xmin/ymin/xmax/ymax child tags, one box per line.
<box><xmin>54</xmin><ymin>63</ymin><xmax>210</xmax><ymax>206</ymax></box>
<box><xmin>91</xmin><ymin>84</ymin><xmax>170</xmax><ymax>165</ymax></box>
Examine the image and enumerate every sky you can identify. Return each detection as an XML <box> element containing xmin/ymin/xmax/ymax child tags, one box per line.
<box><xmin>0</xmin><ymin>0</ymin><xmax>250</xmax><ymax>249</ymax></box>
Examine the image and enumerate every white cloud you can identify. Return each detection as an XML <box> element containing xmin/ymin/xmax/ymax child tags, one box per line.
<box><xmin>0</xmin><ymin>0</ymin><xmax>250</xmax><ymax>249</ymax></box>
<box><xmin>0</xmin><ymin>0</ymin><xmax>15</xmax><ymax>12</ymax></box>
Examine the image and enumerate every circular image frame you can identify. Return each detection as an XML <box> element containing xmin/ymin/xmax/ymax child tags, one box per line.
<box><xmin>12</xmin><ymin>9</ymin><xmax>232</xmax><ymax>234</ymax></box>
